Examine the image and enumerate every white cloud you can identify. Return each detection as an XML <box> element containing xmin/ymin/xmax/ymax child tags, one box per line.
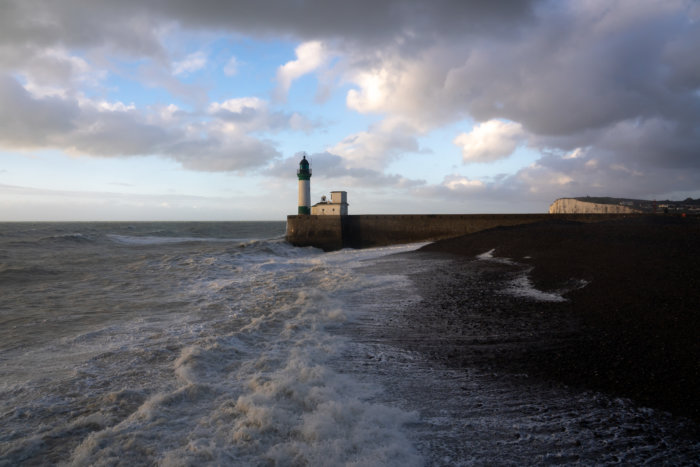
<box><xmin>208</xmin><ymin>96</ymin><xmax>314</xmax><ymax>133</ymax></box>
<box><xmin>209</xmin><ymin>97</ymin><xmax>266</xmax><ymax>114</ymax></box>
<box><xmin>343</xmin><ymin>50</ymin><xmax>459</xmax><ymax>129</ymax></box>
<box><xmin>76</xmin><ymin>95</ymin><xmax>136</xmax><ymax>113</ymax></box>
<box><xmin>172</xmin><ymin>51</ymin><xmax>207</xmax><ymax>75</ymax></box>
<box><xmin>44</xmin><ymin>48</ymin><xmax>92</xmax><ymax>77</ymax></box>
<box><xmin>0</xmin><ymin>75</ymin><xmax>281</xmax><ymax>171</ymax></box>
<box><xmin>454</xmin><ymin>120</ymin><xmax>525</xmax><ymax>163</ymax></box>
<box><xmin>169</xmin><ymin>124</ymin><xmax>280</xmax><ymax>172</ymax></box>
<box><xmin>5</xmin><ymin>46</ymin><xmax>108</xmax><ymax>100</ymax></box>
<box><xmin>275</xmin><ymin>41</ymin><xmax>326</xmax><ymax>100</ymax></box>
<box><xmin>158</xmin><ymin>104</ymin><xmax>181</xmax><ymax>121</ymax></box>
<box><xmin>563</xmin><ymin>147</ymin><xmax>586</xmax><ymax>159</ymax></box>
<box><xmin>328</xmin><ymin>118</ymin><xmax>421</xmax><ymax>168</ymax></box>
<box><xmin>444</xmin><ymin>175</ymin><xmax>485</xmax><ymax>191</ymax></box>
<box><xmin>346</xmin><ymin>67</ymin><xmax>394</xmax><ymax>114</ymax></box>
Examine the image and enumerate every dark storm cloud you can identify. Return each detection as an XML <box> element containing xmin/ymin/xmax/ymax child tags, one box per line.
<box><xmin>457</xmin><ymin>3</ymin><xmax>700</xmax><ymax>136</ymax></box>
<box><xmin>0</xmin><ymin>1</ymin><xmax>165</xmax><ymax>57</ymax></box>
<box><xmin>0</xmin><ymin>75</ymin><xmax>79</xmax><ymax>145</ymax></box>
<box><xmin>592</xmin><ymin>119</ymin><xmax>700</xmax><ymax>170</ymax></box>
<box><xmin>150</xmin><ymin>0</ymin><xmax>538</xmax><ymax>45</ymax></box>
<box><xmin>0</xmin><ymin>0</ymin><xmax>537</xmax><ymax>54</ymax></box>
<box><xmin>397</xmin><ymin>1</ymin><xmax>700</xmax><ymax>199</ymax></box>
<box><xmin>0</xmin><ymin>74</ymin><xmax>168</xmax><ymax>156</ymax></box>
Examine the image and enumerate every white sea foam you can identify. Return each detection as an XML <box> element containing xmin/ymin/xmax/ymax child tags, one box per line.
<box><xmin>476</xmin><ymin>248</ymin><xmax>516</xmax><ymax>264</ymax></box>
<box><xmin>476</xmin><ymin>249</ymin><xmax>581</xmax><ymax>302</ymax></box>
<box><xmin>476</xmin><ymin>248</ymin><xmax>496</xmax><ymax>259</ymax></box>
<box><xmin>46</xmin><ymin>232</ymin><xmax>94</xmax><ymax>243</ymax></box>
<box><xmin>504</xmin><ymin>272</ymin><xmax>568</xmax><ymax>302</ymax></box>
<box><xmin>46</xmin><ymin>241</ymin><xmax>424</xmax><ymax>465</ymax></box>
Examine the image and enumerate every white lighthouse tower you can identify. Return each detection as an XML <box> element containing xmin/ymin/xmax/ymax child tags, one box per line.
<box><xmin>297</xmin><ymin>154</ymin><xmax>312</xmax><ymax>215</ymax></box>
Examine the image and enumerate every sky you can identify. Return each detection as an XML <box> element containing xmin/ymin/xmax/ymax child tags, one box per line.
<box><xmin>1</xmin><ymin>0</ymin><xmax>699</xmax><ymax>220</ymax></box>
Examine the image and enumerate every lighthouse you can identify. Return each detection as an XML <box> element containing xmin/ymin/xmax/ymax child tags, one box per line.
<box><xmin>297</xmin><ymin>154</ymin><xmax>312</xmax><ymax>215</ymax></box>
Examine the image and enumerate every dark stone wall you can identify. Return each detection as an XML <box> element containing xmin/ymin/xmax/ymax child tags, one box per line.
<box><xmin>286</xmin><ymin>214</ymin><xmax>638</xmax><ymax>251</ymax></box>
<box><xmin>285</xmin><ymin>215</ymin><xmax>343</xmax><ymax>251</ymax></box>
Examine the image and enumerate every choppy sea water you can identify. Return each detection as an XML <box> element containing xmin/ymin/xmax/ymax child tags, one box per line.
<box><xmin>0</xmin><ymin>222</ymin><xmax>698</xmax><ymax>465</ymax></box>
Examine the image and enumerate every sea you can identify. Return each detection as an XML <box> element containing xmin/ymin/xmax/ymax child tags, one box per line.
<box><xmin>0</xmin><ymin>222</ymin><xmax>698</xmax><ymax>466</ymax></box>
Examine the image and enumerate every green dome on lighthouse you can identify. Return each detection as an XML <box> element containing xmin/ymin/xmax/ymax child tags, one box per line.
<box><xmin>297</xmin><ymin>155</ymin><xmax>311</xmax><ymax>180</ymax></box>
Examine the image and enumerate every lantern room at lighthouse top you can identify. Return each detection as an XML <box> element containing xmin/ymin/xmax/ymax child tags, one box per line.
<box><xmin>297</xmin><ymin>156</ymin><xmax>311</xmax><ymax>180</ymax></box>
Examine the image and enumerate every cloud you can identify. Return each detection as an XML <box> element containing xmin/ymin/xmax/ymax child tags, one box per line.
<box><xmin>265</xmin><ymin>151</ymin><xmax>425</xmax><ymax>189</ymax></box>
<box><xmin>169</xmin><ymin>129</ymin><xmax>280</xmax><ymax>172</ymax></box>
<box><xmin>0</xmin><ymin>0</ymin><xmax>539</xmax><ymax>82</ymax></box>
<box><xmin>343</xmin><ymin>50</ymin><xmax>462</xmax><ymax>129</ymax></box>
<box><xmin>274</xmin><ymin>41</ymin><xmax>326</xmax><ymax>100</ymax></box>
<box><xmin>172</xmin><ymin>51</ymin><xmax>207</xmax><ymax>75</ymax></box>
<box><xmin>328</xmin><ymin>118</ymin><xmax>423</xmax><ymax>168</ymax></box>
<box><xmin>454</xmin><ymin>120</ymin><xmax>525</xmax><ymax>163</ymax></box>
<box><xmin>443</xmin><ymin>175</ymin><xmax>485</xmax><ymax>191</ymax></box>
<box><xmin>208</xmin><ymin>97</ymin><xmax>315</xmax><ymax>133</ymax></box>
<box><xmin>595</xmin><ymin>118</ymin><xmax>700</xmax><ymax>170</ymax></box>
<box><xmin>336</xmin><ymin>0</ymin><xmax>700</xmax><ymax>200</ymax></box>
<box><xmin>132</xmin><ymin>1</ymin><xmax>537</xmax><ymax>48</ymax></box>
<box><xmin>208</xmin><ymin>97</ymin><xmax>267</xmax><ymax>121</ymax></box>
<box><xmin>136</xmin><ymin>61</ymin><xmax>210</xmax><ymax>106</ymax></box>
<box><xmin>337</xmin><ymin>1</ymin><xmax>699</xmax><ymax>135</ymax></box>
<box><xmin>0</xmin><ymin>74</ymin><xmax>282</xmax><ymax>172</ymax></box>
<box><xmin>0</xmin><ymin>75</ymin><xmax>79</xmax><ymax>146</ymax></box>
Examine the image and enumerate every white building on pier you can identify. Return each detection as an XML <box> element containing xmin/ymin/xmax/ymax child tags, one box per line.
<box><xmin>311</xmin><ymin>191</ymin><xmax>348</xmax><ymax>216</ymax></box>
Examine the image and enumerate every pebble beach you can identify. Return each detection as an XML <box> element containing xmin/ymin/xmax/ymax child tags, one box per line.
<box><xmin>415</xmin><ymin>215</ymin><xmax>700</xmax><ymax>422</ymax></box>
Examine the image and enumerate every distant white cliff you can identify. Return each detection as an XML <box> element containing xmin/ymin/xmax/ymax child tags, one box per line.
<box><xmin>549</xmin><ymin>198</ymin><xmax>641</xmax><ymax>214</ymax></box>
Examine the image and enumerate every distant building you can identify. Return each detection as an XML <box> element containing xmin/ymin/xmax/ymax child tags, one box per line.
<box><xmin>311</xmin><ymin>191</ymin><xmax>348</xmax><ymax>216</ymax></box>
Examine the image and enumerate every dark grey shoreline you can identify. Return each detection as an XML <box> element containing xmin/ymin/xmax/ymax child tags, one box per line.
<box><xmin>403</xmin><ymin>215</ymin><xmax>700</xmax><ymax>424</ymax></box>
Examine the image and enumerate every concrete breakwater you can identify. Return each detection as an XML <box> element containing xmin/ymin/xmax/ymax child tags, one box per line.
<box><xmin>285</xmin><ymin>213</ymin><xmax>638</xmax><ymax>251</ymax></box>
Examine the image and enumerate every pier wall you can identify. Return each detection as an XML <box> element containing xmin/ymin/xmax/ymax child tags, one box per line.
<box><xmin>285</xmin><ymin>215</ymin><xmax>344</xmax><ymax>251</ymax></box>
<box><xmin>286</xmin><ymin>213</ymin><xmax>638</xmax><ymax>251</ymax></box>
